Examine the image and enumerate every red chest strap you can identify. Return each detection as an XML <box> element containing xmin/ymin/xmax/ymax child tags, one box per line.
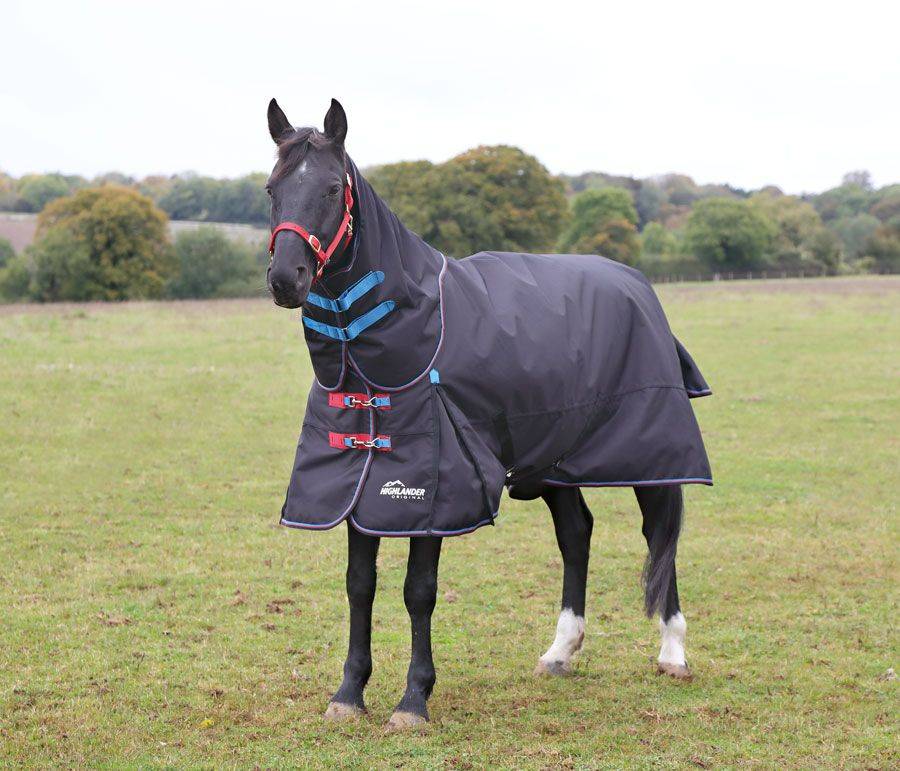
<box><xmin>328</xmin><ymin>392</ymin><xmax>391</xmax><ymax>410</ymax></box>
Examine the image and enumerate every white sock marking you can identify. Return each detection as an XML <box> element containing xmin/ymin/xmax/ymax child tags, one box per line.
<box><xmin>658</xmin><ymin>611</ymin><xmax>687</xmax><ymax>666</ymax></box>
<box><xmin>540</xmin><ymin>608</ymin><xmax>585</xmax><ymax>666</ymax></box>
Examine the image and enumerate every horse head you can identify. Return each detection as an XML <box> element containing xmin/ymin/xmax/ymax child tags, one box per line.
<box><xmin>265</xmin><ymin>98</ymin><xmax>351</xmax><ymax>308</ymax></box>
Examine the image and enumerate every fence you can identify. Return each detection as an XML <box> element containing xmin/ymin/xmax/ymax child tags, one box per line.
<box><xmin>648</xmin><ymin>267</ymin><xmax>898</xmax><ymax>284</ymax></box>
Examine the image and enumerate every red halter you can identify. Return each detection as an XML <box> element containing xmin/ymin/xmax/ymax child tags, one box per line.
<box><xmin>268</xmin><ymin>172</ymin><xmax>355</xmax><ymax>282</ymax></box>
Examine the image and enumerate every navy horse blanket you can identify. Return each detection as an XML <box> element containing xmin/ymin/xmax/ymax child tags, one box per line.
<box><xmin>281</xmin><ymin>161</ymin><xmax>712</xmax><ymax>537</ymax></box>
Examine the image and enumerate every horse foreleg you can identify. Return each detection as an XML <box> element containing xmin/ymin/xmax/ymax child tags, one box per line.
<box><xmin>325</xmin><ymin>523</ymin><xmax>380</xmax><ymax>720</ymax></box>
<box><xmin>386</xmin><ymin>535</ymin><xmax>442</xmax><ymax>731</ymax></box>
<box><xmin>535</xmin><ymin>486</ymin><xmax>593</xmax><ymax>676</ymax></box>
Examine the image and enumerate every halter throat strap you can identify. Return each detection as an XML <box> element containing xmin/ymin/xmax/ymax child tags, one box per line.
<box><xmin>267</xmin><ymin>171</ymin><xmax>354</xmax><ymax>282</ymax></box>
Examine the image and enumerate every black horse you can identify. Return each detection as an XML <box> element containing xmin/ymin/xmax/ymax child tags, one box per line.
<box><xmin>265</xmin><ymin>99</ymin><xmax>710</xmax><ymax>730</ymax></box>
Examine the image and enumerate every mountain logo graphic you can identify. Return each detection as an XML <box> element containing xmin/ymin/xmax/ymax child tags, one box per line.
<box><xmin>379</xmin><ymin>479</ymin><xmax>426</xmax><ymax>501</ymax></box>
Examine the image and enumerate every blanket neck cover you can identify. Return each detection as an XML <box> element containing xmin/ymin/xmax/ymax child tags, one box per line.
<box><xmin>281</xmin><ymin>159</ymin><xmax>713</xmax><ymax>537</ymax></box>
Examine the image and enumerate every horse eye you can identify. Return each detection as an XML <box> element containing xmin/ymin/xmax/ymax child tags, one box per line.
<box><xmin>265</xmin><ymin>187</ymin><xmax>273</xmax><ymax>198</ymax></box>
<box><xmin>328</xmin><ymin>184</ymin><xmax>341</xmax><ymax>197</ymax></box>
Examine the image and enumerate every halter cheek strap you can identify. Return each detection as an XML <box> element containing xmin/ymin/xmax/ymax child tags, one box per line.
<box><xmin>268</xmin><ymin>172</ymin><xmax>355</xmax><ymax>282</ymax></box>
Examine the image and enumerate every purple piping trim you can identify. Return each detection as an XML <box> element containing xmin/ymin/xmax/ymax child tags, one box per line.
<box><xmin>347</xmin><ymin>511</ymin><xmax>497</xmax><ymax>538</ymax></box>
<box><xmin>347</xmin><ymin>254</ymin><xmax>448</xmax><ymax>393</ymax></box>
<box><xmin>542</xmin><ymin>476</ymin><xmax>713</xmax><ymax>488</ymax></box>
<box><xmin>686</xmin><ymin>388</ymin><xmax>712</xmax><ymax>398</ymax></box>
<box><xmin>279</xmin><ymin>383</ymin><xmax>376</xmax><ymax>530</ymax></box>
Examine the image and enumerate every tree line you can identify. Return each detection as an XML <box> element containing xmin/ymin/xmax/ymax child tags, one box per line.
<box><xmin>0</xmin><ymin>187</ymin><xmax>265</xmax><ymax>302</ymax></box>
<box><xmin>0</xmin><ymin>150</ymin><xmax>897</xmax><ymax>302</ymax></box>
<box><xmin>0</xmin><ymin>170</ymin><xmax>270</xmax><ymax>225</ymax></box>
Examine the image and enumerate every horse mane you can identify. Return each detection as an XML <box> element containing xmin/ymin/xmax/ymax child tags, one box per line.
<box><xmin>271</xmin><ymin>127</ymin><xmax>336</xmax><ymax>183</ymax></box>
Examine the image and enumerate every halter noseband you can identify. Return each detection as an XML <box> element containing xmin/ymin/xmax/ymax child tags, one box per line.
<box><xmin>267</xmin><ymin>171</ymin><xmax>355</xmax><ymax>282</ymax></box>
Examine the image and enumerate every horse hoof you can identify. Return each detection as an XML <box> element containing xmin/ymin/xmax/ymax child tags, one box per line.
<box><xmin>385</xmin><ymin>710</ymin><xmax>428</xmax><ymax>732</ymax></box>
<box><xmin>324</xmin><ymin>702</ymin><xmax>365</xmax><ymax>721</ymax></box>
<box><xmin>657</xmin><ymin>662</ymin><xmax>693</xmax><ymax>681</ymax></box>
<box><xmin>534</xmin><ymin>658</ymin><xmax>572</xmax><ymax>676</ymax></box>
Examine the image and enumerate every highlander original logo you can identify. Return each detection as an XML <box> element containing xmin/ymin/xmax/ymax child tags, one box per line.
<box><xmin>379</xmin><ymin>479</ymin><xmax>426</xmax><ymax>501</ymax></box>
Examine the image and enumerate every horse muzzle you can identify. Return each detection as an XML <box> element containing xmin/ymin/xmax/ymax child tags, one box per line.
<box><xmin>267</xmin><ymin>262</ymin><xmax>311</xmax><ymax>308</ymax></box>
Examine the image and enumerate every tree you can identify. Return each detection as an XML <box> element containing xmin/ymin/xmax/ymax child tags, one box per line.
<box><xmin>138</xmin><ymin>175</ymin><xmax>175</xmax><ymax>203</ymax></box>
<box><xmin>748</xmin><ymin>190</ymin><xmax>840</xmax><ymax>273</ymax></box>
<box><xmin>435</xmin><ymin>146</ymin><xmax>568</xmax><ymax>256</ymax></box>
<box><xmin>812</xmin><ymin>182</ymin><xmax>874</xmax><ymax>223</ymax></box>
<box><xmin>659</xmin><ymin>174</ymin><xmax>701</xmax><ymax>207</ymax></box>
<box><xmin>683</xmin><ymin>198</ymin><xmax>775</xmax><ymax>271</ymax></box>
<box><xmin>0</xmin><ymin>173</ymin><xmax>18</xmax><ymax>210</ymax></box>
<box><xmin>367</xmin><ymin>160</ymin><xmax>437</xmax><ymax>237</ymax></box>
<box><xmin>560</xmin><ymin>171</ymin><xmax>638</xmax><ymax>196</ymax></box>
<box><xmin>863</xmin><ymin>222</ymin><xmax>900</xmax><ymax>273</ymax></box>
<box><xmin>0</xmin><ymin>253</ymin><xmax>32</xmax><ymax>301</ymax></box>
<box><xmin>869</xmin><ymin>187</ymin><xmax>900</xmax><ymax>223</ymax></box>
<box><xmin>831</xmin><ymin>214</ymin><xmax>880</xmax><ymax>263</ymax></box>
<box><xmin>369</xmin><ymin>146</ymin><xmax>567</xmax><ymax>258</ymax></box>
<box><xmin>558</xmin><ymin>188</ymin><xmax>640</xmax><ymax>264</ymax></box>
<box><xmin>860</xmin><ymin>193</ymin><xmax>900</xmax><ymax>272</ymax></box>
<box><xmin>29</xmin><ymin>186</ymin><xmax>173</xmax><ymax>301</ymax></box>
<box><xmin>212</xmin><ymin>173</ymin><xmax>269</xmax><ymax>225</ymax></box>
<box><xmin>94</xmin><ymin>172</ymin><xmax>136</xmax><ymax>187</ymax></box>
<box><xmin>157</xmin><ymin>174</ymin><xmax>219</xmax><ymax>221</ymax></box>
<box><xmin>15</xmin><ymin>174</ymin><xmax>74</xmax><ymax>212</ymax></box>
<box><xmin>0</xmin><ymin>237</ymin><xmax>14</xmax><ymax>269</ymax></box>
<box><xmin>166</xmin><ymin>227</ymin><xmax>259</xmax><ymax>299</ymax></box>
<box><xmin>641</xmin><ymin>222</ymin><xmax>678</xmax><ymax>257</ymax></box>
<box><xmin>842</xmin><ymin>170</ymin><xmax>873</xmax><ymax>190</ymax></box>
<box><xmin>635</xmin><ymin>181</ymin><xmax>665</xmax><ymax>227</ymax></box>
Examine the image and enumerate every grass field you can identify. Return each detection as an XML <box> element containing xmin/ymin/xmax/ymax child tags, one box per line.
<box><xmin>1</xmin><ymin>277</ymin><xmax>897</xmax><ymax>768</ymax></box>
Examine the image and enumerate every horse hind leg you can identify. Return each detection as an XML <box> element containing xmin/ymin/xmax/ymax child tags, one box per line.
<box><xmin>634</xmin><ymin>484</ymin><xmax>692</xmax><ymax>681</ymax></box>
<box><xmin>535</xmin><ymin>486</ymin><xmax>593</xmax><ymax>676</ymax></box>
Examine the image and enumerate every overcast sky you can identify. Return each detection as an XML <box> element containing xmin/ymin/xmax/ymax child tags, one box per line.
<box><xmin>2</xmin><ymin>0</ymin><xmax>897</xmax><ymax>194</ymax></box>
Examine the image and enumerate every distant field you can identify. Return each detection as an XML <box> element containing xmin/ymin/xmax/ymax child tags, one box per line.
<box><xmin>0</xmin><ymin>212</ymin><xmax>267</xmax><ymax>253</ymax></box>
<box><xmin>0</xmin><ymin>277</ymin><xmax>897</xmax><ymax>768</ymax></box>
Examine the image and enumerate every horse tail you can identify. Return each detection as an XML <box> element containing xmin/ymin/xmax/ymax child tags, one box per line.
<box><xmin>639</xmin><ymin>485</ymin><xmax>683</xmax><ymax>618</ymax></box>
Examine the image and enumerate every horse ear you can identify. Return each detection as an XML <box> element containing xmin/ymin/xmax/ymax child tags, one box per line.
<box><xmin>323</xmin><ymin>98</ymin><xmax>347</xmax><ymax>145</ymax></box>
<box><xmin>267</xmin><ymin>98</ymin><xmax>293</xmax><ymax>145</ymax></box>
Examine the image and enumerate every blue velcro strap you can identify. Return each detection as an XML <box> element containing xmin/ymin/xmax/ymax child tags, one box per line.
<box><xmin>306</xmin><ymin>271</ymin><xmax>385</xmax><ymax>313</ymax></box>
<box><xmin>303</xmin><ymin>300</ymin><xmax>396</xmax><ymax>342</ymax></box>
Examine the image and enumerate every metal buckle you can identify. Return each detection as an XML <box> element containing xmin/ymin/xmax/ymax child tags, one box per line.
<box><xmin>308</xmin><ymin>234</ymin><xmax>321</xmax><ymax>252</ymax></box>
<box><xmin>345</xmin><ymin>395</ymin><xmax>387</xmax><ymax>409</ymax></box>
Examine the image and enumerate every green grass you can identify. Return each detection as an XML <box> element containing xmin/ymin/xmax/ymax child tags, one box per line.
<box><xmin>1</xmin><ymin>277</ymin><xmax>897</xmax><ymax>769</ymax></box>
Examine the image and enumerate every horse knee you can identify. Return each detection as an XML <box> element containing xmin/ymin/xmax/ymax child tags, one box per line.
<box><xmin>346</xmin><ymin>565</ymin><xmax>376</xmax><ymax>609</ymax></box>
<box><xmin>404</xmin><ymin>574</ymin><xmax>437</xmax><ymax>617</ymax></box>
